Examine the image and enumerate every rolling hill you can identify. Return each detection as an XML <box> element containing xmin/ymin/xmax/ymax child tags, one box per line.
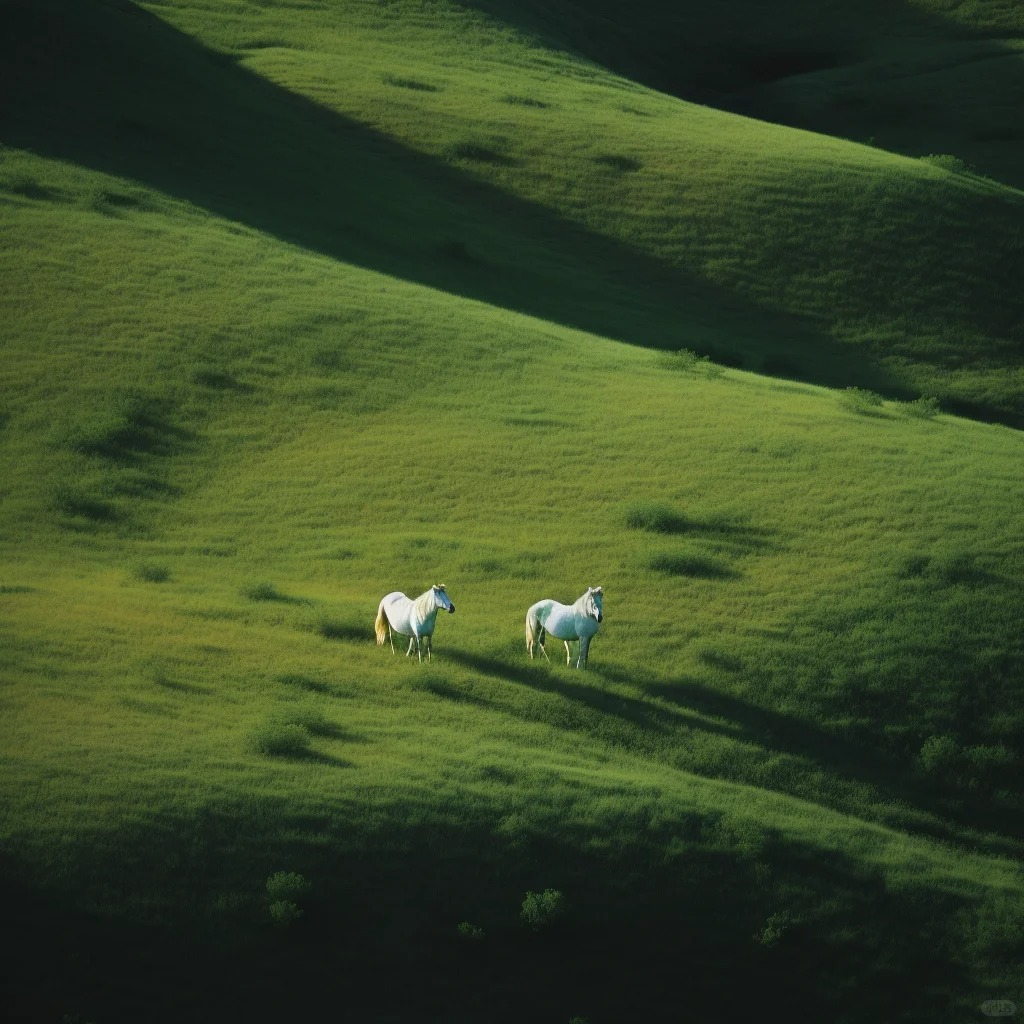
<box><xmin>1</xmin><ymin>1</ymin><xmax>1023</xmax><ymax>1022</ymax></box>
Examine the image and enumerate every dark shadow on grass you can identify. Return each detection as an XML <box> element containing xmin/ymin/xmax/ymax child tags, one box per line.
<box><xmin>649</xmin><ymin>552</ymin><xmax>738</xmax><ymax>579</ymax></box>
<box><xmin>0</xmin><ymin>0</ymin><xmax>964</xmax><ymax>416</ymax></box>
<box><xmin>277</xmin><ymin>672</ymin><xmax>351</xmax><ymax>697</ymax></box>
<box><xmin>593</xmin><ymin>661</ymin><xmax>1023</xmax><ymax>855</ymax></box>
<box><xmin>0</xmin><ymin>786</ymin><xmax>980</xmax><ymax>1024</ymax></box>
<box><xmin>152</xmin><ymin>674</ymin><xmax>210</xmax><ymax>695</ymax></box>
<box><xmin>241</xmin><ymin>582</ymin><xmax>307</xmax><ymax>604</ymax></box>
<box><xmin>445</xmin><ymin>648</ymin><xmax>743</xmax><ymax>742</ymax></box>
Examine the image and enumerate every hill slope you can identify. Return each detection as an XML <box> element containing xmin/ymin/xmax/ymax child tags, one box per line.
<box><xmin>3</xmin><ymin>0</ymin><xmax>1023</xmax><ymax>422</ymax></box>
<box><xmin>2</xmin><ymin>1</ymin><xmax>1023</xmax><ymax>1022</ymax></box>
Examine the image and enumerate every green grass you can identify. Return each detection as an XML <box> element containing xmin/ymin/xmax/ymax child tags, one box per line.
<box><xmin>1</xmin><ymin>1</ymin><xmax>1023</xmax><ymax>1021</ymax></box>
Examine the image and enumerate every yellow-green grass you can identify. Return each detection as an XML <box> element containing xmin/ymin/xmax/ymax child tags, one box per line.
<box><xmin>3</xmin><ymin>141</ymin><xmax>1024</xmax><ymax>1019</ymax></box>
<box><xmin>4</xmin><ymin>0</ymin><xmax>1024</xmax><ymax>427</ymax></box>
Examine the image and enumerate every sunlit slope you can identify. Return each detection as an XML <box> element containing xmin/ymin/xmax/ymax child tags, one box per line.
<box><xmin>457</xmin><ymin>0</ymin><xmax>1024</xmax><ymax>191</ymax></box>
<box><xmin>2</xmin><ymin>147</ymin><xmax>1024</xmax><ymax>1018</ymax></box>
<box><xmin>3</xmin><ymin>0</ymin><xmax>1023</xmax><ymax>423</ymax></box>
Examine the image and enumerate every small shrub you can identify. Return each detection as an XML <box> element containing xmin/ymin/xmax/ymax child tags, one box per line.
<box><xmin>625</xmin><ymin>501</ymin><xmax>689</xmax><ymax>534</ymax></box>
<box><xmin>902</xmin><ymin>396</ymin><xmax>940</xmax><ymax>419</ymax></box>
<box><xmin>658</xmin><ymin>348</ymin><xmax>725</xmax><ymax>378</ymax></box>
<box><xmin>520</xmin><ymin>888</ymin><xmax>564</xmax><ymax>931</ymax></box>
<box><xmin>918</xmin><ymin>734</ymin><xmax>960</xmax><ymax>778</ymax></box>
<box><xmin>134</xmin><ymin>561</ymin><xmax>170</xmax><ymax>583</ymax></box>
<box><xmin>839</xmin><ymin>387</ymin><xmax>885</xmax><ymax>415</ymax></box>
<box><xmin>248</xmin><ymin>721</ymin><xmax>311</xmax><ymax>758</ymax></box>
<box><xmin>266</xmin><ymin>871</ymin><xmax>311</xmax><ymax>902</ymax></box>
<box><xmin>920</xmin><ymin>153</ymin><xmax>972</xmax><ymax>175</ymax></box>
<box><xmin>269</xmin><ymin>900</ymin><xmax>303</xmax><ymax>928</ymax></box>
<box><xmin>457</xmin><ymin>920</ymin><xmax>485</xmax><ymax>941</ymax></box>
<box><xmin>756</xmin><ymin>911</ymin><xmax>794</xmax><ymax>948</ymax></box>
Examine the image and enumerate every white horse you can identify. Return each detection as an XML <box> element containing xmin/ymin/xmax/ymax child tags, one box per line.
<box><xmin>525</xmin><ymin>587</ymin><xmax>603</xmax><ymax>669</ymax></box>
<box><xmin>374</xmin><ymin>584</ymin><xmax>455</xmax><ymax>662</ymax></box>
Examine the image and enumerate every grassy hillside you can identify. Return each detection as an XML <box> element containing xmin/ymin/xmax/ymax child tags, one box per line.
<box><xmin>458</xmin><ymin>0</ymin><xmax>1024</xmax><ymax>189</ymax></box>
<box><xmin>3</xmin><ymin>0</ymin><xmax>1023</xmax><ymax>423</ymax></box>
<box><xmin>2</xmin><ymin>1</ymin><xmax>1024</xmax><ymax>1022</ymax></box>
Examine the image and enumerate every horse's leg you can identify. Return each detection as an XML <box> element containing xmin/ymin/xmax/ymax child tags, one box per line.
<box><xmin>406</xmin><ymin>636</ymin><xmax>416</xmax><ymax>657</ymax></box>
<box><xmin>577</xmin><ymin>635</ymin><xmax>590</xmax><ymax>669</ymax></box>
<box><xmin>388</xmin><ymin>624</ymin><xmax>395</xmax><ymax>655</ymax></box>
<box><xmin>416</xmin><ymin>636</ymin><xmax>423</xmax><ymax>663</ymax></box>
<box><xmin>426</xmin><ymin>635</ymin><xmax>432</xmax><ymax>662</ymax></box>
<box><xmin>564</xmin><ymin>640</ymin><xmax>572</xmax><ymax>666</ymax></box>
<box><xmin>537</xmin><ymin>626</ymin><xmax>549</xmax><ymax>660</ymax></box>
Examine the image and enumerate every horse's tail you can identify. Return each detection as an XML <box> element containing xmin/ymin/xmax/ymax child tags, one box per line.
<box><xmin>525</xmin><ymin>606</ymin><xmax>539</xmax><ymax>657</ymax></box>
<box><xmin>374</xmin><ymin>600</ymin><xmax>389</xmax><ymax>646</ymax></box>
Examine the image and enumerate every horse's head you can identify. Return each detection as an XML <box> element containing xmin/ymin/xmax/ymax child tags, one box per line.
<box><xmin>586</xmin><ymin>586</ymin><xmax>603</xmax><ymax>623</ymax></box>
<box><xmin>433</xmin><ymin>584</ymin><xmax>455</xmax><ymax>614</ymax></box>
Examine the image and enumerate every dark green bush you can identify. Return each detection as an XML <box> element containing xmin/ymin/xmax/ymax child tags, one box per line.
<box><xmin>456</xmin><ymin>921</ymin><xmax>485</xmax><ymax>941</ymax></box>
<box><xmin>520</xmin><ymin>888</ymin><xmax>564</xmax><ymax>930</ymax></box>
<box><xmin>266</xmin><ymin>871</ymin><xmax>311</xmax><ymax>902</ymax></box>
<box><xmin>268</xmin><ymin>900</ymin><xmax>303</xmax><ymax>928</ymax></box>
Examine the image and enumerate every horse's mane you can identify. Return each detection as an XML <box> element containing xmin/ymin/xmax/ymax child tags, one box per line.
<box><xmin>414</xmin><ymin>587</ymin><xmax>439</xmax><ymax>619</ymax></box>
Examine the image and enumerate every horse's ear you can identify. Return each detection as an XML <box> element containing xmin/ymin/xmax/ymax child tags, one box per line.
<box><xmin>594</xmin><ymin>586</ymin><xmax>603</xmax><ymax>594</ymax></box>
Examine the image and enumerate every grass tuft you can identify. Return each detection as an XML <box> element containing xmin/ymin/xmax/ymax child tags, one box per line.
<box><xmin>625</xmin><ymin>501</ymin><xmax>690</xmax><ymax>534</ymax></box>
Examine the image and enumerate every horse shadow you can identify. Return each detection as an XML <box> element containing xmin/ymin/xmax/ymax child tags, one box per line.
<box><xmin>444</xmin><ymin>648</ymin><xmax>744</xmax><ymax>742</ymax></box>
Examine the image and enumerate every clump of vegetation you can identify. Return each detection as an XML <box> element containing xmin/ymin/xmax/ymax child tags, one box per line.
<box><xmin>901</xmin><ymin>395</ymin><xmax>940</xmax><ymax>419</ymax></box>
<box><xmin>268</xmin><ymin>900</ymin><xmax>303</xmax><ymax>928</ymax></box>
<box><xmin>658</xmin><ymin>348</ymin><xmax>724</xmax><ymax>378</ymax></box>
<box><xmin>279</xmin><ymin>704</ymin><xmax>338</xmax><ymax>737</ymax></box>
<box><xmin>520</xmin><ymin>888</ymin><xmax>565</xmax><ymax>931</ymax></box>
<box><xmin>625</xmin><ymin>500</ymin><xmax>689</xmax><ymax>534</ymax></box>
<box><xmin>756</xmin><ymin>911</ymin><xmax>795</xmax><ymax>948</ymax></box>
<box><xmin>266</xmin><ymin>871</ymin><xmax>311</xmax><ymax>902</ymax></box>
<box><xmin>650</xmin><ymin>551</ymin><xmax>732</xmax><ymax>579</ymax></box>
<box><xmin>247</xmin><ymin>721</ymin><xmax>311</xmax><ymax>758</ymax></box>
<box><xmin>456</xmin><ymin>920</ymin><xmax>485</xmax><ymax>941</ymax></box>
<box><xmin>266</xmin><ymin>872</ymin><xmax>310</xmax><ymax>929</ymax></box>
<box><xmin>920</xmin><ymin>153</ymin><xmax>972</xmax><ymax>175</ymax></box>
<box><xmin>838</xmin><ymin>387</ymin><xmax>885</xmax><ymax>414</ymax></box>
<box><xmin>241</xmin><ymin>581</ymin><xmax>289</xmax><ymax>602</ymax></box>
<box><xmin>133</xmin><ymin>561</ymin><xmax>170</xmax><ymax>583</ymax></box>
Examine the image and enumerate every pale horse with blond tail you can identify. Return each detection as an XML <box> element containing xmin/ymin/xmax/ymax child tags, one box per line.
<box><xmin>375</xmin><ymin>584</ymin><xmax>455</xmax><ymax>662</ymax></box>
<box><xmin>525</xmin><ymin>587</ymin><xmax>603</xmax><ymax>668</ymax></box>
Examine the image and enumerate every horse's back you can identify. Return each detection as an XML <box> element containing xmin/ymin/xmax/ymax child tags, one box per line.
<box><xmin>381</xmin><ymin>591</ymin><xmax>414</xmax><ymax>634</ymax></box>
<box><xmin>534</xmin><ymin>599</ymin><xmax>578</xmax><ymax>641</ymax></box>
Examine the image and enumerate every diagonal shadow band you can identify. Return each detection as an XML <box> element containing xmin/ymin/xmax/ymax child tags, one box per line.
<box><xmin>1</xmin><ymin>0</ymin><xmax>913</xmax><ymax>398</ymax></box>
